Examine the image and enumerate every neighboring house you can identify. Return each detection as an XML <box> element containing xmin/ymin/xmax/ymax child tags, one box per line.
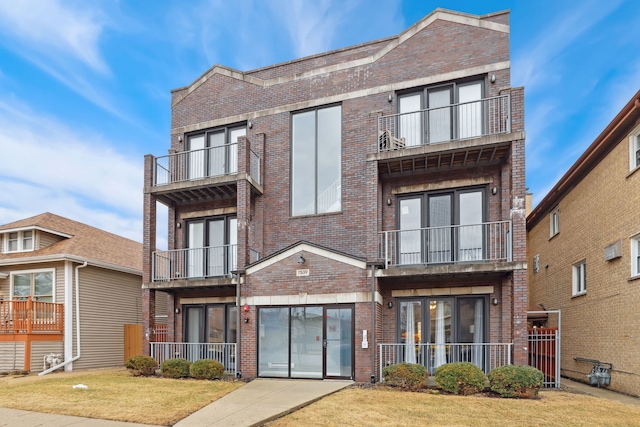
<box><xmin>527</xmin><ymin>91</ymin><xmax>640</xmax><ymax>396</ymax></box>
<box><xmin>143</xmin><ymin>8</ymin><xmax>527</xmax><ymax>382</ymax></box>
<box><xmin>0</xmin><ymin>213</ymin><xmax>143</xmax><ymax>373</ymax></box>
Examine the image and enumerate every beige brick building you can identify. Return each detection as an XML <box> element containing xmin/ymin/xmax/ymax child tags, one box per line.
<box><xmin>527</xmin><ymin>91</ymin><xmax>640</xmax><ymax>396</ymax></box>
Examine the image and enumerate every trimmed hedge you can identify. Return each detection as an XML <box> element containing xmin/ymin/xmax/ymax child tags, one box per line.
<box><xmin>190</xmin><ymin>359</ymin><xmax>225</xmax><ymax>380</ymax></box>
<box><xmin>488</xmin><ymin>365</ymin><xmax>544</xmax><ymax>398</ymax></box>
<box><xmin>382</xmin><ymin>362</ymin><xmax>427</xmax><ymax>391</ymax></box>
<box><xmin>160</xmin><ymin>358</ymin><xmax>192</xmax><ymax>379</ymax></box>
<box><xmin>435</xmin><ymin>362</ymin><xmax>486</xmax><ymax>395</ymax></box>
<box><xmin>125</xmin><ymin>354</ymin><xmax>157</xmax><ymax>377</ymax></box>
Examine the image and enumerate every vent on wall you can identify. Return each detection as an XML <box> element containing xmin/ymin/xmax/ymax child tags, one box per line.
<box><xmin>604</xmin><ymin>240</ymin><xmax>623</xmax><ymax>261</ymax></box>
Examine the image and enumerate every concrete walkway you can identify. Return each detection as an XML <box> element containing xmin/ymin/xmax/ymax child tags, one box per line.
<box><xmin>174</xmin><ymin>378</ymin><xmax>352</xmax><ymax>427</ymax></box>
<box><xmin>560</xmin><ymin>378</ymin><xmax>640</xmax><ymax>406</ymax></box>
<box><xmin>0</xmin><ymin>408</ymin><xmax>163</xmax><ymax>427</ymax></box>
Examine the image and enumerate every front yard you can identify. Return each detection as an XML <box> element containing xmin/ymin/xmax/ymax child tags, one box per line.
<box><xmin>2</xmin><ymin>369</ymin><xmax>640</xmax><ymax>426</ymax></box>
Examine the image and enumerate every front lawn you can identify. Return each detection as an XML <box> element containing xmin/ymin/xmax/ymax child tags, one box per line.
<box><xmin>0</xmin><ymin>368</ymin><xmax>242</xmax><ymax>426</ymax></box>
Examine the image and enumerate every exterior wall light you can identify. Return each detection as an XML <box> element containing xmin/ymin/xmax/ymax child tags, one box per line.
<box><xmin>248</xmin><ymin>120</ymin><xmax>253</xmax><ymax>129</ymax></box>
<box><xmin>492</xmin><ymin>186</ymin><xmax>498</xmax><ymax>195</ymax></box>
<box><xmin>492</xmin><ymin>298</ymin><xmax>499</xmax><ymax>306</ymax></box>
<box><xmin>387</xmin><ymin>301</ymin><xmax>393</xmax><ymax>309</ymax></box>
<box><xmin>387</xmin><ymin>197</ymin><xmax>392</xmax><ymax>206</ymax></box>
<box><xmin>388</xmin><ymin>94</ymin><xmax>393</xmax><ymax>103</ymax></box>
<box><xmin>175</xmin><ymin>307</ymin><xmax>181</xmax><ymax>314</ymax></box>
<box><xmin>490</xmin><ymin>74</ymin><xmax>496</xmax><ymax>84</ymax></box>
<box><xmin>298</xmin><ymin>252</ymin><xmax>305</xmax><ymax>264</ymax></box>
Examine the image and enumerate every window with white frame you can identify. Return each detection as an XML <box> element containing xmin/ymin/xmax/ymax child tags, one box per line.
<box><xmin>3</xmin><ymin>230</ymin><xmax>34</xmax><ymax>253</ymax></box>
<box><xmin>633</xmin><ymin>134</ymin><xmax>640</xmax><ymax>170</ymax></box>
<box><xmin>291</xmin><ymin>105</ymin><xmax>342</xmax><ymax>216</ymax></box>
<box><xmin>549</xmin><ymin>207</ymin><xmax>560</xmax><ymax>238</ymax></box>
<box><xmin>572</xmin><ymin>260</ymin><xmax>586</xmax><ymax>296</ymax></box>
<box><xmin>11</xmin><ymin>269</ymin><xmax>54</xmax><ymax>302</ymax></box>
<box><xmin>632</xmin><ymin>235</ymin><xmax>640</xmax><ymax>277</ymax></box>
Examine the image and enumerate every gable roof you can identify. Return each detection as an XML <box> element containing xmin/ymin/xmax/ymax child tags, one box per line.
<box><xmin>527</xmin><ymin>91</ymin><xmax>640</xmax><ymax>229</ymax></box>
<box><xmin>171</xmin><ymin>8</ymin><xmax>510</xmax><ymax>107</ymax></box>
<box><xmin>0</xmin><ymin>212</ymin><xmax>142</xmax><ymax>274</ymax></box>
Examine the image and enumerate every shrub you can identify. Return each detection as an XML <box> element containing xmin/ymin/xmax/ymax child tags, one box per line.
<box><xmin>125</xmin><ymin>355</ymin><xmax>157</xmax><ymax>377</ymax></box>
<box><xmin>435</xmin><ymin>362</ymin><xmax>486</xmax><ymax>395</ymax></box>
<box><xmin>382</xmin><ymin>363</ymin><xmax>427</xmax><ymax>391</ymax></box>
<box><xmin>190</xmin><ymin>359</ymin><xmax>225</xmax><ymax>380</ymax></box>
<box><xmin>160</xmin><ymin>358</ymin><xmax>192</xmax><ymax>379</ymax></box>
<box><xmin>488</xmin><ymin>365</ymin><xmax>544</xmax><ymax>398</ymax></box>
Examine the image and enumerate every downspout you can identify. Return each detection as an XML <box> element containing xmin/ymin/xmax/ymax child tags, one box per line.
<box><xmin>370</xmin><ymin>263</ymin><xmax>376</xmax><ymax>383</ymax></box>
<box><xmin>39</xmin><ymin>261</ymin><xmax>87</xmax><ymax>375</ymax></box>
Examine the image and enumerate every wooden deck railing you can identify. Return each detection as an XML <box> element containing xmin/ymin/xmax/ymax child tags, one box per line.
<box><xmin>0</xmin><ymin>298</ymin><xmax>64</xmax><ymax>334</ymax></box>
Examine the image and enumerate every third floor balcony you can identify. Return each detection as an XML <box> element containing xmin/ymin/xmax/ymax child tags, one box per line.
<box><xmin>146</xmin><ymin>140</ymin><xmax>263</xmax><ymax>206</ymax></box>
<box><xmin>368</xmin><ymin>94</ymin><xmax>523</xmax><ymax>176</ymax></box>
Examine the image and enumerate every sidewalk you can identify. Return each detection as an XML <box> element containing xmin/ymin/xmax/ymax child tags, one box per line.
<box><xmin>560</xmin><ymin>377</ymin><xmax>640</xmax><ymax>406</ymax></box>
<box><xmin>0</xmin><ymin>408</ymin><xmax>162</xmax><ymax>427</ymax></box>
<box><xmin>173</xmin><ymin>378</ymin><xmax>352</xmax><ymax>427</ymax></box>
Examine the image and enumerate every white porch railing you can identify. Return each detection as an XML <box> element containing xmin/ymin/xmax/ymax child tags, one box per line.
<box><xmin>152</xmin><ymin>143</ymin><xmax>240</xmax><ymax>186</ymax></box>
<box><xmin>150</xmin><ymin>342</ymin><xmax>236</xmax><ymax>376</ymax></box>
<box><xmin>379</xmin><ymin>342</ymin><xmax>512</xmax><ymax>379</ymax></box>
<box><xmin>379</xmin><ymin>221</ymin><xmax>511</xmax><ymax>268</ymax></box>
<box><xmin>377</xmin><ymin>94</ymin><xmax>511</xmax><ymax>152</ymax></box>
<box><xmin>152</xmin><ymin>245</ymin><xmax>237</xmax><ymax>281</ymax></box>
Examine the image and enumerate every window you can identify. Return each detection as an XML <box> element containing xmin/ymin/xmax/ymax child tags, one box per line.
<box><xmin>398</xmin><ymin>80</ymin><xmax>484</xmax><ymax>146</ymax></box>
<box><xmin>630</xmin><ymin>131</ymin><xmax>640</xmax><ymax>171</ymax></box>
<box><xmin>397</xmin><ymin>297</ymin><xmax>486</xmax><ymax>373</ymax></box>
<box><xmin>185</xmin><ymin>216</ymin><xmax>237</xmax><ymax>278</ymax></box>
<box><xmin>187</xmin><ymin>125</ymin><xmax>246</xmax><ymax>180</ymax></box>
<box><xmin>3</xmin><ymin>230</ymin><xmax>33</xmax><ymax>253</ymax></box>
<box><xmin>533</xmin><ymin>254</ymin><xmax>540</xmax><ymax>274</ymax></box>
<box><xmin>550</xmin><ymin>207</ymin><xmax>560</xmax><ymax>237</ymax></box>
<box><xmin>291</xmin><ymin>105</ymin><xmax>342</xmax><ymax>216</ymax></box>
<box><xmin>11</xmin><ymin>270</ymin><xmax>54</xmax><ymax>302</ymax></box>
<box><xmin>398</xmin><ymin>188</ymin><xmax>485</xmax><ymax>264</ymax></box>
<box><xmin>572</xmin><ymin>260</ymin><xmax>586</xmax><ymax>296</ymax></box>
<box><xmin>632</xmin><ymin>235</ymin><xmax>640</xmax><ymax>277</ymax></box>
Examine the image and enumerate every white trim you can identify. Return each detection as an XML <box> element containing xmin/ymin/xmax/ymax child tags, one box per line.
<box><xmin>64</xmin><ymin>261</ymin><xmax>73</xmax><ymax>368</ymax></box>
<box><xmin>0</xmin><ymin>226</ymin><xmax>72</xmax><ymax>239</ymax></box>
<box><xmin>245</xmin><ymin>243</ymin><xmax>367</xmax><ymax>275</ymax></box>
<box><xmin>631</xmin><ymin>233</ymin><xmax>640</xmax><ymax>278</ymax></box>
<box><xmin>241</xmin><ymin>291</ymin><xmax>383</xmax><ymax>306</ymax></box>
<box><xmin>0</xmin><ymin>254</ymin><xmax>141</xmax><ymax>276</ymax></box>
<box><xmin>629</xmin><ymin>124</ymin><xmax>640</xmax><ymax>171</ymax></box>
<box><xmin>2</xmin><ymin>230</ymin><xmax>35</xmax><ymax>253</ymax></box>
<box><xmin>572</xmin><ymin>260</ymin><xmax>587</xmax><ymax>296</ymax></box>
<box><xmin>9</xmin><ymin>267</ymin><xmax>56</xmax><ymax>302</ymax></box>
<box><xmin>549</xmin><ymin>206</ymin><xmax>560</xmax><ymax>238</ymax></box>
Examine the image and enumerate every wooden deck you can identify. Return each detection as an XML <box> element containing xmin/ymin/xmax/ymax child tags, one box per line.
<box><xmin>0</xmin><ymin>298</ymin><xmax>64</xmax><ymax>335</ymax></box>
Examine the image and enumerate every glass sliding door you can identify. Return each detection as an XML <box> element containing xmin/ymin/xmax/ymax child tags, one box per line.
<box><xmin>185</xmin><ymin>306</ymin><xmax>204</xmax><ymax>343</ymax></box>
<box><xmin>208</xmin><ymin>219</ymin><xmax>225</xmax><ymax>276</ymax></box>
<box><xmin>399</xmin><ymin>94</ymin><xmax>422</xmax><ymax>147</ymax></box>
<box><xmin>399</xmin><ymin>301</ymin><xmax>422</xmax><ymax>364</ymax></box>
<box><xmin>291</xmin><ymin>306</ymin><xmax>323</xmax><ymax>379</ymax></box>
<box><xmin>188</xmin><ymin>134</ymin><xmax>206</xmax><ymax>180</ymax></box>
<box><xmin>187</xmin><ymin>221</ymin><xmax>204</xmax><ymax>278</ymax></box>
<box><xmin>208</xmin><ymin>131</ymin><xmax>225</xmax><ymax>177</ymax></box>
<box><xmin>429</xmin><ymin>299</ymin><xmax>452</xmax><ymax>372</ymax></box>
<box><xmin>458</xmin><ymin>298</ymin><xmax>485</xmax><ymax>370</ymax></box>
<box><xmin>399</xmin><ymin>198</ymin><xmax>422</xmax><ymax>265</ymax></box>
<box><xmin>325</xmin><ymin>307</ymin><xmax>353</xmax><ymax>378</ymax></box>
<box><xmin>427</xmin><ymin>87</ymin><xmax>453</xmax><ymax>143</ymax></box>
<box><xmin>428</xmin><ymin>194</ymin><xmax>452</xmax><ymax>263</ymax></box>
<box><xmin>457</xmin><ymin>82</ymin><xmax>482</xmax><ymax>139</ymax></box>
<box><xmin>458</xmin><ymin>191</ymin><xmax>484</xmax><ymax>262</ymax></box>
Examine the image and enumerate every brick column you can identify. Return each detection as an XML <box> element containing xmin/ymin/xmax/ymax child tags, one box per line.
<box><xmin>142</xmin><ymin>154</ymin><xmax>157</xmax><ymax>354</ymax></box>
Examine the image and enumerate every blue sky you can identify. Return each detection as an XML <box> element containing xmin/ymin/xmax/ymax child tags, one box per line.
<box><xmin>0</xmin><ymin>0</ymin><xmax>638</xmax><ymax>245</ymax></box>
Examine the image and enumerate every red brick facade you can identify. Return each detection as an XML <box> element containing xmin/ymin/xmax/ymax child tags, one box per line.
<box><xmin>143</xmin><ymin>9</ymin><xmax>527</xmax><ymax>382</ymax></box>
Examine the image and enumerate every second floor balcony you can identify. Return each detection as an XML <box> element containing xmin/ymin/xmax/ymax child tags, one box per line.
<box><xmin>147</xmin><ymin>142</ymin><xmax>263</xmax><ymax>205</ymax></box>
<box><xmin>378</xmin><ymin>221</ymin><xmax>514</xmax><ymax>275</ymax></box>
<box><xmin>152</xmin><ymin>245</ymin><xmax>237</xmax><ymax>283</ymax></box>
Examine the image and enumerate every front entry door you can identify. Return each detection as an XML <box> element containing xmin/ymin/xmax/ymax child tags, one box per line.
<box><xmin>258</xmin><ymin>305</ymin><xmax>354</xmax><ymax>379</ymax></box>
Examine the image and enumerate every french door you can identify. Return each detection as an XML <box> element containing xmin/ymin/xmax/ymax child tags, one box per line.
<box><xmin>187</xmin><ymin>126</ymin><xmax>245</xmax><ymax>180</ymax></box>
<box><xmin>398</xmin><ymin>188</ymin><xmax>485</xmax><ymax>265</ymax></box>
<box><xmin>257</xmin><ymin>305</ymin><xmax>354</xmax><ymax>379</ymax></box>
<box><xmin>186</xmin><ymin>216</ymin><xmax>237</xmax><ymax>278</ymax></box>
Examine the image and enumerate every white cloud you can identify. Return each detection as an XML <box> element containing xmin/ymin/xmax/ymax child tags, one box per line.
<box><xmin>0</xmin><ymin>0</ymin><xmax>108</xmax><ymax>74</ymax></box>
<box><xmin>0</xmin><ymin>100</ymin><xmax>143</xmax><ymax>241</ymax></box>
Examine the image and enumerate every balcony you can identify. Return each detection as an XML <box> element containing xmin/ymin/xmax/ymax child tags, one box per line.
<box><xmin>146</xmin><ymin>143</ymin><xmax>263</xmax><ymax>205</ymax></box>
<box><xmin>368</xmin><ymin>94</ymin><xmax>521</xmax><ymax>176</ymax></box>
<box><xmin>378</xmin><ymin>221</ymin><xmax>518</xmax><ymax>276</ymax></box>
<box><xmin>151</xmin><ymin>245</ymin><xmax>237</xmax><ymax>287</ymax></box>
<box><xmin>0</xmin><ymin>298</ymin><xmax>64</xmax><ymax>336</ymax></box>
<box><xmin>379</xmin><ymin>342</ymin><xmax>512</xmax><ymax>377</ymax></box>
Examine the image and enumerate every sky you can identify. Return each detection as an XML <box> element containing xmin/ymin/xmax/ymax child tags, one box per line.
<box><xmin>0</xmin><ymin>0</ymin><xmax>638</xmax><ymax>246</ymax></box>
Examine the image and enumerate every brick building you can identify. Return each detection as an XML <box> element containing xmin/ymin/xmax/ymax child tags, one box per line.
<box><xmin>143</xmin><ymin>8</ymin><xmax>527</xmax><ymax>382</ymax></box>
<box><xmin>527</xmin><ymin>91</ymin><xmax>640</xmax><ymax>396</ymax></box>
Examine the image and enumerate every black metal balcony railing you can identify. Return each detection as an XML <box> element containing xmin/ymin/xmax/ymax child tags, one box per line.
<box><xmin>377</xmin><ymin>94</ymin><xmax>511</xmax><ymax>152</ymax></box>
<box><xmin>152</xmin><ymin>245</ymin><xmax>237</xmax><ymax>281</ymax></box>
<box><xmin>151</xmin><ymin>144</ymin><xmax>262</xmax><ymax>187</ymax></box>
<box><xmin>379</xmin><ymin>221</ymin><xmax>511</xmax><ymax>268</ymax></box>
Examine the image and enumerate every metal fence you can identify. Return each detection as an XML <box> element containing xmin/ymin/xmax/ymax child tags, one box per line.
<box><xmin>150</xmin><ymin>342</ymin><xmax>236</xmax><ymax>376</ymax></box>
<box><xmin>379</xmin><ymin>342</ymin><xmax>512</xmax><ymax>379</ymax></box>
<box><xmin>377</xmin><ymin>94</ymin><xmax>511</xmax><ymax>152</ymax></box>
<box><xmin>379</xmin><ymin>221</ymin><xmax>511</xmax><ymax>267</ymax></box>
<box><xmin>152</xmin><ymin>143</ymin><xmax>240</xmax><ymax>185</ymax></box>
<box><xmin>152</xmin><ymin>245</ymin><xmax>237</xmax><ymax>281</ymax></box>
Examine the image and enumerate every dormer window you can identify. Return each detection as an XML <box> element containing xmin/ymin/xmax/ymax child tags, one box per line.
<box><xmin>4</xmin><ymin>230</ymin><xmax>34</xmax><ymax>253</ymax></box>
